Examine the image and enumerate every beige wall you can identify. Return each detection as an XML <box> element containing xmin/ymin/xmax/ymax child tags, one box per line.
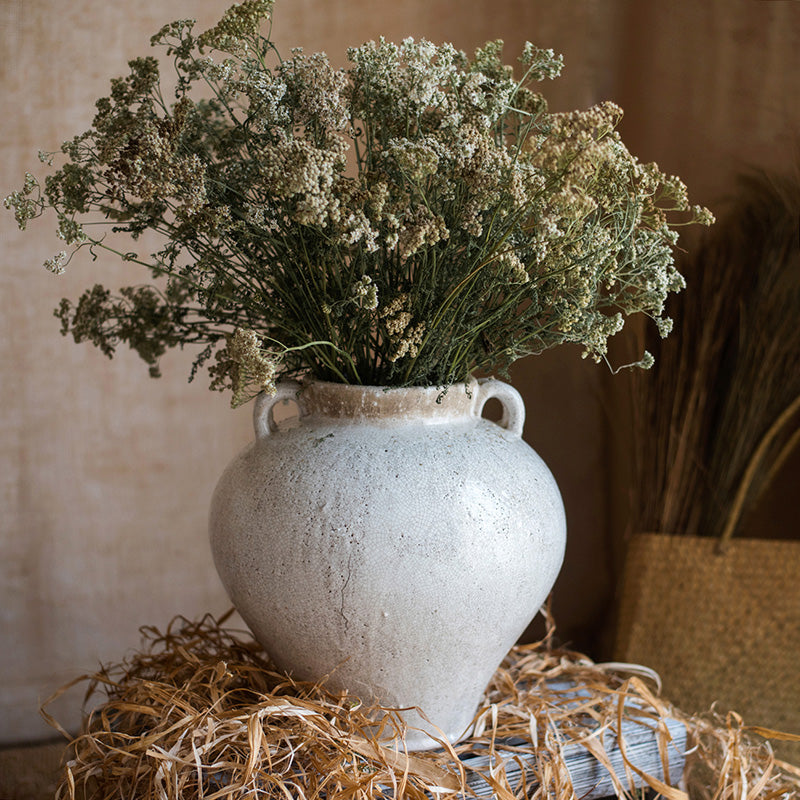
<box><xmin>2</xmin><ymin>0</ymin><xmax>798</xmax><ymax>745</ymax></box>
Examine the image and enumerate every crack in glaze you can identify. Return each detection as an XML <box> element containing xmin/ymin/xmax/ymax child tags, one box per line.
<box><xmin>340</xmin><ymin>551</ymin><xmax>353</xmax><ymax>635</ymax></box>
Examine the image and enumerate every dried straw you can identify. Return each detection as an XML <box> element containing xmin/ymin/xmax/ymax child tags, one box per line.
<box><xmin>629</xmin><ymin>168</ymin><xmax>800</xmax><ymax>539</ymax></box>
<box><xmin>41</xmin><ymin>613</ymin><xmax>800</xmax><ymax>800</ymax></box>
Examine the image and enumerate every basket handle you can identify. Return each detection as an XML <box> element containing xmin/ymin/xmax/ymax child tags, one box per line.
<box><xmin>718</xmin><ymin>392</ymin><xmax>800</xmax><ymax>552</ymax></box>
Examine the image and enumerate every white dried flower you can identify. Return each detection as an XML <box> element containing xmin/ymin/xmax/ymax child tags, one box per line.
<box><xmin>350</xmin><ymin>275</ymin><xmax>378</xmax><ymax>310</ymax></box>
<box><xmin>8</xmin><ymin>0</ymin><xmax>712</xmax><ymax>396</ymax></box>
<box><xmin>210</xmin><ymin>328</ymin><xmax>280</xmax><ymax>407</ymax></box>
<box><xmin>43</xmin><ymin>251</ymin><xmax>68</xmax><ymax>275</ymax></box>
<box><xmin>56</xmin><ymin>215</ymin><xmax>88</xmax><ymax>245</ymax></box>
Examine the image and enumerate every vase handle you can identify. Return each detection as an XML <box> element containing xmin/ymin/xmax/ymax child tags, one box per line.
<box><xmin>253</xmin><ymin>381</ymin><xmax>302</xmax><ymax>439</ymax></box>
<box><xmin>475</xmin><ymin>378</ymin><xmax>525</xmax><ymax>437</ymax></box>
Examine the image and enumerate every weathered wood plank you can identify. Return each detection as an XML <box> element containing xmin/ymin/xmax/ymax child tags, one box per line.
<box><xmin>451</xmin><ymin>679</ymin><xmax>686</xmax><ymax>799</ymax></box>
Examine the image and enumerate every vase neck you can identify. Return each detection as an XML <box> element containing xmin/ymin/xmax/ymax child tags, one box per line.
<box><xmin>297</xmin><ymin>380</ymin><xmax>478</xmax><ymax>424</ymax></box>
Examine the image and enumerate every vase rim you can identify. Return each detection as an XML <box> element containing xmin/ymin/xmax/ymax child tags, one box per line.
<box><xmin>300</xmin><ymin>376</ymin><xmax>477</xmax><ymax>391</ymax></box>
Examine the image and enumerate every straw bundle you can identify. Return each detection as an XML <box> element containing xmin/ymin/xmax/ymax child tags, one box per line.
<box><xmin>42</xmin><ymin>612</ymin><xmax>800</xmax><ymax>800</ymax></box>
<box><xmin>629</xmin><ymin>169</ymin><xmax>800</xmax><ymax>539</ymax></box>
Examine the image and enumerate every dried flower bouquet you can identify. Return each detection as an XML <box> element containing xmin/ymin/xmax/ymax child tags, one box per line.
<box><xmin>5</xmin><ymin>0</ymin><xmax>712</xmax><ymax>405</ymax></box>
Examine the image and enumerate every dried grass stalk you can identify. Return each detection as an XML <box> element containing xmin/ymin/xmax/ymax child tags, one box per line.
<box><xmin>630</xmin><ymin>169</ymin><xmax>800</xmax><ymax>539</ymax></box>
<box><xmin>41</xmin><ymin>613</ymin><xmax>800</xmax><ymax>800</ymax></box>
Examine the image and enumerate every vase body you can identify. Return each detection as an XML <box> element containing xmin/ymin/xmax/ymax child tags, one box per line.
<box><xmin>209</xmin><ymin>378</ymin><xmax>566</xmax><ymax>750</ymax></box>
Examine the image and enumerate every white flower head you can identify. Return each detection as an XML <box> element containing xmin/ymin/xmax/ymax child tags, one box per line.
<box><xmin>43</xmin><ymin>251</ymin><xmax>68</xmax><ymax>275</ymax></box>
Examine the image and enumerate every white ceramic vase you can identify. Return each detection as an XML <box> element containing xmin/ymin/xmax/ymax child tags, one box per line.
<box><xmin>209</xmin><ymin>378</ymin><xmax>566</xmax><ymax>750</ymax></box>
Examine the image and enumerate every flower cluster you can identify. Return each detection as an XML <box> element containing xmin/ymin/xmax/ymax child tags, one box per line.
<box><xmin>5</xmin><ymin>0</ymin><xmax>712</xmax><ymax>404</ymax></box>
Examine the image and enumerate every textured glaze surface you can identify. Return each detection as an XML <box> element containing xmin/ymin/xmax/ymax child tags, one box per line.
<box><xmin>210</xmin><ymin>379</ymin><xmax>566</xmax><ymax>749</ymax></box>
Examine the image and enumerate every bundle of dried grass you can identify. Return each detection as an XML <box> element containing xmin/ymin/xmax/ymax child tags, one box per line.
<box><xmin>42</xmin><ymin>613</ymin><xmax>800</xmax><ymax>800</ymax></box>
<box><xmin>630</xmin><ymin>169</ymin><xmax>800</xmax><ymax>539</ymax></box>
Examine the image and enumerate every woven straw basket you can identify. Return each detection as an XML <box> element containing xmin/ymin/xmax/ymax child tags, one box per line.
<box><xmin>615</xmin><ymin>532</ymin><xmax>800</xmax><ymax>764</ymax></box>
<box><xmin>615</xmin><ymin>397</ymin><xmax>800</xmax><ymax>765</ymax></box>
